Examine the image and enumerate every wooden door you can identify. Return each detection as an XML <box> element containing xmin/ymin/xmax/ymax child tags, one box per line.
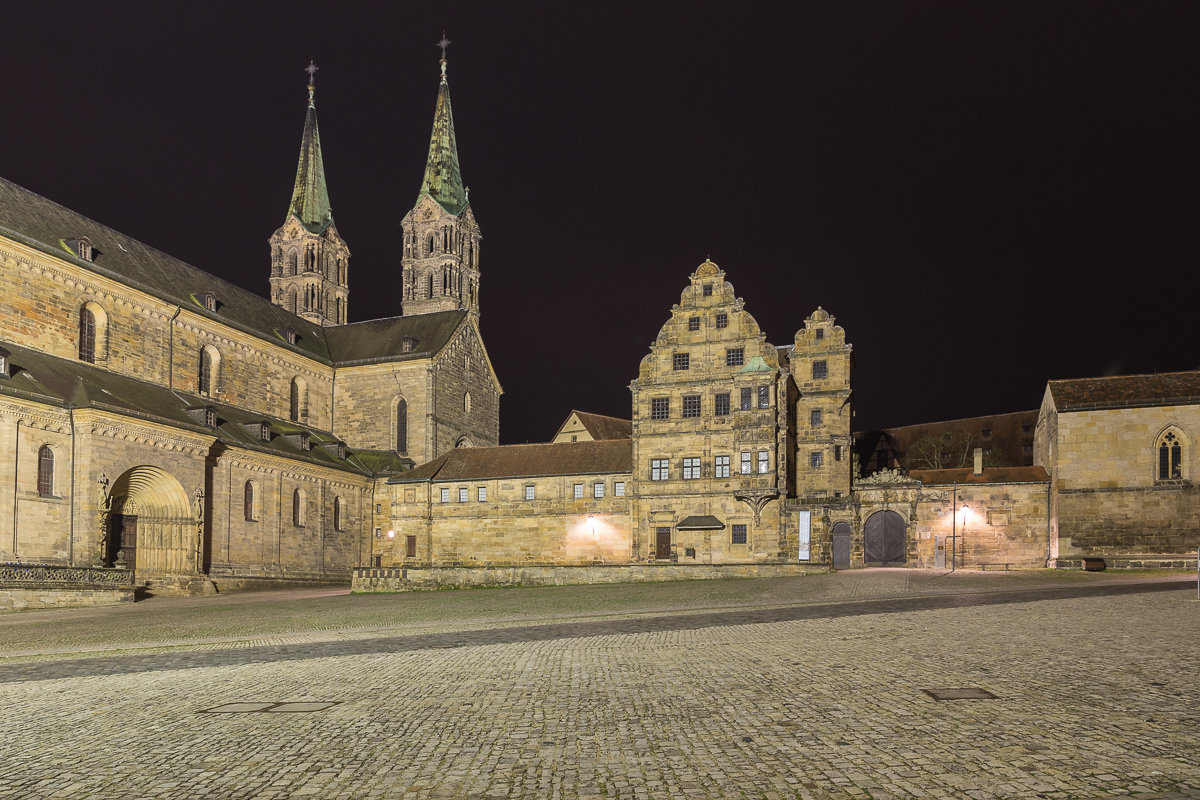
<box><xmin>655</xmin><ymin>527</ymin><xmax>672</xmax><ymax>560</ymax></box>
<box><xmin>110</xmin><ymin>514</ymin><xmax>138</xmax><ymax>570</ymax></box>
<box><xmin>831</xmin><ymin>522</ymin><xmax>852</xmax><ymax>568</ymax></box>
<box><xmin>863</xmin><ymin>510</ymin><xmax>905</xmax><ymax>565</ymax></box>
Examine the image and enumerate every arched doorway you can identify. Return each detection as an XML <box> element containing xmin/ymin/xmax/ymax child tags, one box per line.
<box><xmin>106</xmin><ymin>466</ymin><xmax>196</xmax><ymax>580</ymax></box>
<box><xmin>831</xmin><ymin>521</ymin><xmax>852</xmax><ymax>568</ymax></box>
<box><xmin>863</xmin><ymin>510</ymin><xmax>906</xmax><ymax>565</ymax></box>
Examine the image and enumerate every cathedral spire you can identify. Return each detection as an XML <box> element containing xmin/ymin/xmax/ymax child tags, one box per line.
<box><xmin>287</xmin><ymin>61</ymin><xmax>333</xmax><ymax>235</ymax></box>
<box><xmin>418</xmin><ymin>37</ymin><xmax>467</xmax><ymax>216</ymax></box>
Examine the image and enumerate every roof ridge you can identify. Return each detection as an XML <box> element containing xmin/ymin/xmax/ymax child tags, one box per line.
<box><xmin>572</xmin><ymin>410</ymin><xmax>631</xmax><ymax>422</ymax></box>
<box><xmin>1050</xmin><ymin>370</ymin><xmax>1200</xmax><ymax>383</ymax></box>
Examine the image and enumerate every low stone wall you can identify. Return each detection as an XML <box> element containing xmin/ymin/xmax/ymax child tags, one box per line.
<box><xmin>0</xmin><ymin>563</ymin><xmax>135</xmax><ymax>611</ymax></box>
<box><xmin>0</xmin><ymin>585</ymin><xmax>134</xmax><ymax>611</ymax></box>
<box><xmin>1055</xmin><ymin>554</ymin><xmax>1199</xmax><ymax>571</ymax></box>
<box><xmin>352</xmin><ymin>562</ymin><xmax>825</xmax><ymax>592</ymax></box>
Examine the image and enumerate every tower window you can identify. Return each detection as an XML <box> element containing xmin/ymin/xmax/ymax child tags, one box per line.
<box><xmin>715</xmin><ymin>393</ymin><xmax>730</xmax><ymax>416</ymax></box>
<box><xmin>812</xmin><ymin>360</ymin><xmax>827</xmax><ymax>380</ymax></box>
<box><xmin>289</xmin><ymin>380</ymin><xmax>300</xmax><ymax>422</ymax></box>
<box><xmin>716</xmin><ymin>312</ymin><xmax>728</xmax><ymax>329</ymax></box>
<box><xmin>37</xmin><ymin>446</ymin><xmax>54</xmax><ymax>496</ymax></box>
<box><xmin>672</xmin><ymin>353</ymin><xmax>690</xmax><ymax>371</ymax></box>
<box><xmin>683</xmin><ymin>395</ymin><xmax>700</xmax><ymax>418</ymax></box>
<box><xmin>651</xmin><ymin>397</ymin><xmax>669</xmax><ymax>420</ymax></box>
<box><xmin>688</xmin><ymin>317</ymin><xmax>700</xmax><ymax>332</ymax></box>
<box><xmin>726</xmin><ymin>348</ymin><xmax>744</xmax><ymax>367</ymax></box>
<box><xmin>199</xmin><ymin>347</ymin><xmax>214</xmax><ymax>395</ymax></box>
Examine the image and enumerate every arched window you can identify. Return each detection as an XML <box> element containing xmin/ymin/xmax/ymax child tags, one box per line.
<box><xmin>464</xmin><ymin>392</ymin><xmax>472</xmax><ymax>414</ymax></box>
<box><xmin>293</xmin><ymin>489</ymin><xmax>305</xmax><ymax>527</ymax></box>
<box><xmin>37</xmin><ymin>446</ymin><xmax>54</xmax><ymax>496</ymax></box>
<box><xmin>244</xmin><ymin>481</ymin><xmax>256</xmax><ymax>522</ymax></box>
<box><xmin>290</xmin><ymin>378</ymin><xmax>301</xmax><ymax>422</ymax></box>
<box><xmin>287</xmin><ymin>250</ymin><xmax>298</xmax><ymax>276</ymax></box>
<box><xmin>79</xmin><ymin>307</ymin><xmax>96</xmax><ymax>363</ymax></box>
<box><xmin>426</xmin><ymin>273</ymin><xmax>434</xmax><ymax>299</ymax></box>
<box><xmin>199</xmin><ymin>347</ymin><xmax>214</xmax><ymax>395</ymax></box>
<box><xmin>396</xmin><ymin>398</ymin><xmax>408</xmax><ymax>453</ymax></box>
<box><xmin>334</xmin><ymin>496</ymin><xmax>344</xmax><ymax>532</ymax></box>
<box><xmin>1158</xmin><ymin>429</ymin><xmax>1184</xmax><ymax>480</ymax></box>
<box><xmin>287</xmin><ymin>289</ymin><xmax>297</xmax><ymax>313</ymax></box>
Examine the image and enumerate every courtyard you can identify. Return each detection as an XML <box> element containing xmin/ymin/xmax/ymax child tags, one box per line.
<box><xmin>0</xmin><ymin>569</ymin><xmax>1197</xmax><ymax>799</ymax></box>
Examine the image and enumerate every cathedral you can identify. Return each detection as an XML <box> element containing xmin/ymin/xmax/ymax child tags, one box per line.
<box><xmin>0</xmin><ymin>53</ymin><xmax>498</xmax><ymax>595</ymax></box>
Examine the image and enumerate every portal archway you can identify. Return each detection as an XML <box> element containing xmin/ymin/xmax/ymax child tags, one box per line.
<box><xmin>107</xmin><ymin>466</ymin><xmax>196</xmax><ymax>578</ymax></box>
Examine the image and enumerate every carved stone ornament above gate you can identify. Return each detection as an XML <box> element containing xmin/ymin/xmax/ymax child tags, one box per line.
<box><xmin>856</xmin><ymin>468</ymin><xmax>918</xmax><ymax>486</ymax></box>
<box><xmin>733</xmin><ymin>488</ymin><xmax>779</xmax><ymax>525</ymax></box>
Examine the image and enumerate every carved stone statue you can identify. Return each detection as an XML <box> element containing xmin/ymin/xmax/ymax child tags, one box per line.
<box><xmin>97</xmin><ymin>473</ymin><xmax>111</xmax><ymax>512</ymax></box>
<box><xmin>193</xmin><ymin>489</ymin><xmax>205</xmax><ymax>523</ymax></box>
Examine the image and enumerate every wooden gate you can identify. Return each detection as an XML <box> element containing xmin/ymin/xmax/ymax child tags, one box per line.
<box><xmin>109</xmin><ymin>514</ymin><xmax>138</xmax><ymax>570</ymax></box>
<box><xmin>863</xmin><ymin>510</ymin><xmax>906</xmax><ymax>565</ymax></box>
<box><xmin>655</xmin><ymin>527</ymin><xmax>672</xmax><ymax>560</ymax></box>
<box><xmin>831</xmin><ymin>522</ymin><xmax>852</xmax><ymax>568</ymax></box>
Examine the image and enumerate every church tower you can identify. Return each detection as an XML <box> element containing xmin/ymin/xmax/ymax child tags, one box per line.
<box><xmin>269</xmin><ymin>62</ymin><xmax>351</xmax><ymax>327</ymax></box>
<box><xmin>401</xmin><ymin>38</ymin><xmax>482</xmax><ymax>320</ymax></box>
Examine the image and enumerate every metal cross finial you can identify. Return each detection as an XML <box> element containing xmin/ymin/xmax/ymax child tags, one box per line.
<box><xmin>438</xmin><ymin>34</ymin><xmax>451</xmax><ymax>61</ymax></box>
<box><xmin>305</xmin><ymin>60</ymin><xmax>319</xmax><ymax>84</ymax></box>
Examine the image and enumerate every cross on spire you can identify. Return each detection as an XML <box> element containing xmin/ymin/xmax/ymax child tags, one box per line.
<box><xmin>305</xmin><ymin>60</ymin><xmax>319</xmax><ymax>84</ymax></box>
<box><xmin>438</xmin><ymin>33</ymin><xmax>451</xmax><ymax>60</ymax></box>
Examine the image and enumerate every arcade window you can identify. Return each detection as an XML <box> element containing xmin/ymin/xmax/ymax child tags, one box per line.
<box><xmin>683</xmin><ymin>395</ymin><xmax>701</xmax><ymax>418</ymax></box>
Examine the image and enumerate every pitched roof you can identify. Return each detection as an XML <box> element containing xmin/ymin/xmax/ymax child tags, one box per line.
<box><xmin>0</xmin><ymin>177</ymin><xmax>332</xmax><ymax>362</ymax></box>
<box><xmin>571</xmin><ymin>411</ymin><xmax>633</xmax><ymax>441</ymax></box>
<box><xmin>0</xmin><ymin>340</ymin><xmax>396</xmax><ymax>477</ymax></box>
<box><xmin>325</xmin><ymin>311</ymin><xmax>468</xmax><ymax>364</ymax></box>
<box><xmin>417</xmin><ymin>64</ymin><xmax>467</xmax><ymax>216</ymax></box>
<box><xmin>1048</xmin><ymin>371</ymin><xmax>1200</xmax><ymax>412</ymax></box>
<box><xmin>286</xmin><ymin>96</ymin><xmax>333</xmax><ymax>235</ymax></box>
<box><xmin>391</xmin><ymin>439</ymin><xmax>633</xmax><ymax>483</ymax></box>
<box><xmin>907</xmin><ymin>466</ymin><xmax>1050</xmax><ymax>485</ymax></box>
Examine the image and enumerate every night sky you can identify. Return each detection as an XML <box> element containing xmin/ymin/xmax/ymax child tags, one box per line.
<box><xmin>5</xmin><ymin>2</ymin><xmax>1198</xmax><ymax>445</ymax></box>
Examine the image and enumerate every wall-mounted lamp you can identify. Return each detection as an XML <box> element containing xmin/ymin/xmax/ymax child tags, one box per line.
<box><xmin>387</xmin><ymin>530</ymin><xmax>395</xmax><ymax>539</ymax></box>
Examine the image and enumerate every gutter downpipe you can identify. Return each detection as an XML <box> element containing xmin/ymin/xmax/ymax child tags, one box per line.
<box><xmin>167</xmin><ymin>305</ymin><xmax>182</xmax><ymax>390</ymax></box>
<box><xmin>68</xmin><ymin>407</ymin><xmax>76</xmax><ymax>566</ymax></box>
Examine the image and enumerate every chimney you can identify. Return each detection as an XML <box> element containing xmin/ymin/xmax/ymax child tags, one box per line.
<box><xmin>973</xmin><ymin>447</ymin><xmax>984</xmax><ymax>476</ymax></box>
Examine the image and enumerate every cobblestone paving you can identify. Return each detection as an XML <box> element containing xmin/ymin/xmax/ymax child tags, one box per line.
<box><xmin>0</xmin><ymin>574</ymin><xmax>1197</xmax><ymax>799</ymax></box>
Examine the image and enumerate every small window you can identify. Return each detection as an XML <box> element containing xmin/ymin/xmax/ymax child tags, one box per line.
<box><xmin>740</xmin><ymin>451</ymin><xmax>752</xmax><ymax>474</ymax></box>
<box><xmin>614</xmin><ymin>481</ymin><xmax>626</xmax><ymax>497</ymax></box>
<box><xmin>726</xmin><ymin>348</ymin><xmax>744</xmax><ymax>367</ymax></box>
<box><xmin>982</xmin><ymin>429</ymin><xmax>992</xmax><ymax>438</ymax></box>
<box><xmin>406</xmin><ymin>535</ymin><xmax>417</xmax><ymax>558</ymax></box>
<box><xmin>673</xmin><ymin>352</ymin><xmax>690</xmax><ymax>371</ymax></box>
<box><xmin>740</xmin><ymin>387</ymin><xmax>753</xmax><ymax>410</ymax></box>
<box><xmin>688</xmin><ymin>317</ymin><xmax>700</xmax><ymax>332</ymax></box>
<box><xmin>571</xmin><ymin>435</ymin><xmax>577</xmax><ymax>442</ymax></box>
<box><xmin>715</xmin><ymin>455</ymin><xmax>730</xmax><ymax>478</ymax></box>
<box><xmin>260</xmin><ymin>423</ymin><xmax>271</xmax><ymax>441</ymax></box>
<box><xmin>1022</xmin><ymin>424</ymin><xmax>1033</xmax><ymax>434</ymax></box>
<box><xmin>37</xmin><ymin>446</ymin><xmax>54</xmax><ymax>496</ymax></box>
<box><xmin>458</xmin><ymin>488</ymin><xmax>468</xmax><ymax>503</ymax></box>
<box><xmin>732</xmin><ymin>524</ymin><xmax>747</xmax><ymax>545</ymax></box>
<box><xmin>524</xmin><ymin>485</ymin><xmax>536</xmax><ymax>500</ymax></box>
<box><xmin>574</xmin><ymin>483</ymin><xmax>584</xmax><ymax>499</ymax></box>
<box><xmin>758</xmin><ymin>386</ymin><xmax>769</xmax><ymax>409</ymax></box>
<box><xmin>815</xmin><ymin>328</ymin><xmax>825</xmax><ymax>340</ymax></box>
<box><xmin>402</xmin><ymin>338</ymin><xmax>415</xmax><ymax>353</ymax></box>
<box><xmin>651</xmin><ymin>397</ymin><xmax>670</xmax><ymax>420</ymax></box>
<box><xmin>1023</xmin><ymin>444</ymin><xmax>1033</xmax><ymax>453</ymax></box>
<box><xmin>244</xmin><ymin>481</ymin><xmax>256</xmax><ymax>522</ymax></box>
<box><xmin>478</xmin><ymin>487</ymin><xmax>487</xmax><ymax>502</ymax></box>
<box><xmin>703</xmin><ymin>284</ymin><xmax>713</xmax><ymax>297</ymax></box>
<box><xmin>834</xmin><ymin>444</ymin><xmax>843</xmax><ymax>462</ymax></box>
<box><xmin>651</xmin><ymin>459</ymin><xmax>669</xmax><ymax>481</ymax></box>
<box><xmin>812</xmin><ymin>360</ymin><xmax>827</xmax><ymax>380</ymax></box>
<box><xmin>286</xmin><ymin>328</ymin><xmax>297</xmax><ymax>345</ymax></box>
<box><xmin>810</xmin><ymin>451</ymin><xmax>823</xmax><ymax>468</ymax></box>
<box><xmin>683</xmin><ymin>457</ymin><xmax>701</xmax><ymax>480</ymax></box>
<box><xmin>204</xmin><ymin>408</ymin><xmax>217</xmax><ymax>427</ymax></box>
<box><xmin>716</xmin><ymin>312</ymin><xmax>728</xmax><ymax>329</ymax></box>
<box><xmin>440</xmin><ymin>488</ymin><xmax>450</xmax><ymax>503</ymax></box>
<box><xmin>758</xmin><ymin>450</ymin><xmax>769</xmax><ymax>473</ymax></box>
<box><xmin>376</xmin><ymin>503</ymin><xmax>382</xmax><ymax>513</ymax></box>
<box><xmin>204</xmin><ymin>294</ymin><xmax>216</xmax><ymax>312</ymax></box>
<box><xmin>810</xmin><ymin>409</ymin><xmax>822</xmax><ymax>426</ymax></box>
<box><xmin>593</xmin><ymin>482</ymin><xmax>605</xmax><ymax>498</ymax></box>
<box><xmin>683</xmin><ymin>395</ymin><xmax>701</xmax><ymax>418</ymax></box>
<box><xmin>715</xmin><ymin>393</ymin><xmax>730</xmax><ymax>416</ymax></box>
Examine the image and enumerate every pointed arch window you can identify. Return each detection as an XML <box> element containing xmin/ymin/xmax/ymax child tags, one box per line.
<box><xmin>1158</xmin><ymin>430</ymin><xmax>1184</xmax><ymax>480</ymax></box>
<box><xmin>37</xmin><ymin>446</ymin><xmax>54</xmax><ymax>497</ymax></box>
<box><xmin>79</xmin><ymin>307</ymin><xmax>96</xmax><ymax>363</ymax></box>
<box><xmin>244</xmin><ymin>480</ymin><xmax>257</xmax><ymax>522</ymax></box>
<box><xmin>396</xmin><ymin>398</ymin><xmax>408</xmax><ymax>454</ymax></box>
<box><xmin>427</xmin><ymin>273</ymin><xmax>434</xmax><ymax>299</ymax></box>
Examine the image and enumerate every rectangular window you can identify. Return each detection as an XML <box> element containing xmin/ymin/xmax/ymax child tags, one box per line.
<box><xmin>740</xmin><ymin>387</ymin><xmax>753</xmax><ymax>410</ymax></box>
<box><xmin>715</xmin><ymin>455</ymin><xmax>730</xmax><ymax>478</ymax></box>
<box><xmin>683</xmin><ymin>457</ymin><xmax>701</xmax><ymax>480</ymax></box>
<box><xmin>815</xmin><ymin>328</ymin><xmax>825</xmax><ymax>340</ymax></box>
<box><xmin>614</xmin><ymin>481</ymin><xmax>625</xmax><ymax>496</ymax></box>
<box><xmin>732</xmin><ymin>524</ymin><xmax>747</xmax><ymax>545</ymax></box>
<box><xmin>651</xmin><ymin>397</ymin><xmax>670</xmax><ymax>420</ymax></box>
<box><xmin>673</xmin><ymin>352</ymin><xmax>690</xmax><ymax>370</ymax></box>
<box><xmin>683</xmin><ymin>395</ymin><xmax>701</xmax><ymax>418</ymax></box>
<box><xmin>740</xmin><ymin>451</ymin><xmax>752</xmax><ymax>474</ymax></box>
<box><xmin>758</xmin><ymin>450</ymin><xmax>769</xmax><ymax>473</ymax></box>
<box><xmin>594</xmin><ymin>482</ymin><xmax>605</xmax><ymax>498</ymax></box>
<box><xmin>703</xmin><ymin>284</ymin><xmax>713</xmax><ymax>297</ymax></box>
<box><xmin>477</xmin><ymin>487</ymin><xmax>487</xmax><ymax>502</ymax></box>
<box><xmin>651</xmin><ymin>459</ymin><xmax>669</xmax><ymax>481</ymax></box>
<box><xmin>810</xmin><ymin>451</ymin><xmax>823</xmax><ymax>468</ymax></box>
<box><xmin>726</xmin><ymin>348</ymin><xmax>744</xmax><ymax>367</ymax></box>
<box><xmin>1023</xmin><ymin>444</ymin><xmax>1033</xmax><ymax>453</ymax></box>
<box><xmin>716</xmin><ymin>312</ymin><xmax>728</xmax><ymax>329</ymax></box>
<box><xmin>812</xmin><ymin>360</ymin><xmax>827</xmax><ymax>380</ymax></box>
<box><xmin>688</xmin><ymin>316</ymin><xmax>700</xmax><ymax>331</ymax></box>
<box><xmin>1022</xmin><ymin>424</ymin><xmax>1033</xmax><ymax>434</ymax></box>
<box><xmin>406</xmin><ymin>535</ymin><xmax>417</xmax><ymax>558</ymax></box>
<box><xmin>458</xmin><ymin>488</ymin><xmax>468</xmax><ymax>503</ymax></box>
<box><xmin>524</xmin><ymin>485</ymin><xmax>536</xmax><ymax>500</ymax></box>
<box><xmin>715</xmin><ymin>393</ymin><xmax>730</xmax><ymax>416</ymax></box>
<box><xmin>758</xmin><ymin>386</ymin><xmax>769</xmax><ymax>408</ymax></box>
<box><xmin>440</xmin><ymin>488</ymin><xmax>450</xmax><ymax>503</ymax></box>
<box><xmin>810</xmin><ymin>409</ymin><xmax>822</xmax><ymax>426</ymax></box>
<box><xmin>574</xmin><ymin>483</ymin><xmax>584</xmax><ymax>499</ymax></box>
<box><xmin>834</xmin><ymin>445</ymin><xmax>843</xmax><ymax>462</ymax></box>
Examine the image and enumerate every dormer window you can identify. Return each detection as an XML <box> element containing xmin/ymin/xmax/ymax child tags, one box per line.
<box><xmin>275</xmin><ymin>328</ymin><xmax>298</xmax><ymax>345</ymax></box>
<box><xmin>260</xmin><ymin>423</ymin><xmax>271</xmax><ymax>441</ymax></box>
<box><xmin>402</xmin><ymin>338</ymin><xmax>416</xmax><ymax>354</ymax></box>
<box><xmin>65</xmin><ymin>237</ymin><xmax>94</xmax><ymax>262</ymax></box>
<box><xmin>195</xmin><ymin>292</ymin><xmax>217</xmax><ymax>312</ymax></box>
<box><xmin>0</xmin><ymin>346</ymin><xmax>10</xmax><ymax>378</ymax></box>
<box><xmin>284</xmin><ymin>432</ymin><xmax>310</xmax><ymax>451</ymax></box>
<box><xmin>205</xmin><ymin>408</ymin><xmax>217</xmax><ymax>427</ymax></box>
<box><xmin>338</xmin><ymin>442</ymin><xmax>346</xmax><ymax>459</ymax></box>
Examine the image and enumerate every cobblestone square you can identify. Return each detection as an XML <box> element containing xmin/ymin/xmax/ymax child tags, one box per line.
<box><xmin>0</xmin><ymin>570</ymin><xmax>1197</xmax><ymax>799</ymax></box>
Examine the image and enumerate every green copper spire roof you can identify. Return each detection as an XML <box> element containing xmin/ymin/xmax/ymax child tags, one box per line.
<box><xmin>287</xmin><ymin>61</ymin><xmax>334</xmax><ymax>235</ymax></box>
<box><xmin>417</xmin><ymin>41</ymin><xmax>467</xmax><ymax>216</ymax></box>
